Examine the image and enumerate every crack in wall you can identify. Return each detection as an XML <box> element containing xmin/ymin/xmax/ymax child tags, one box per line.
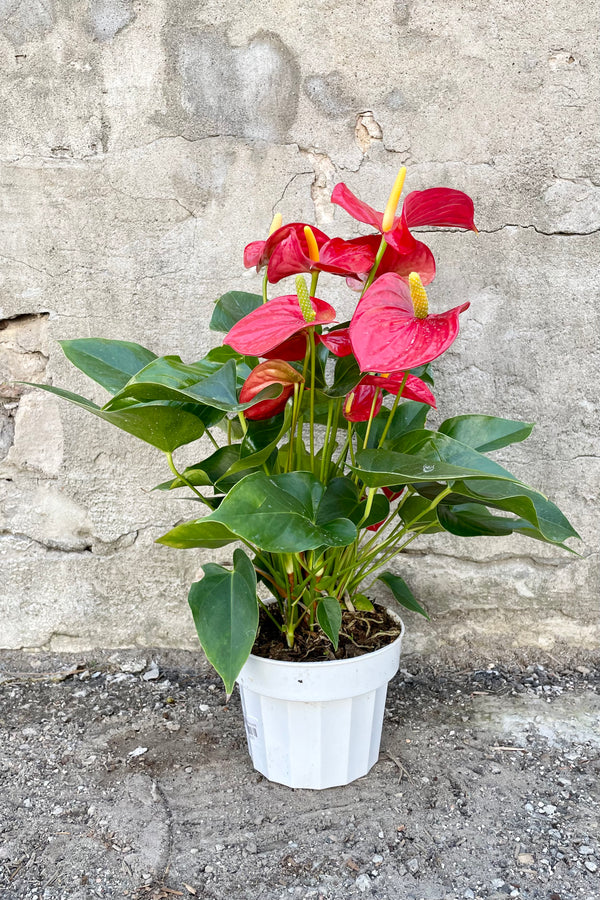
<box><xmin>403</xmin><ymin>548</ymin><xmax>584</xmax><ymax>568</ymax></box>
<box><xmin>270</xmin><ymin>170</ymin><xmax>314</xmax><ymax>216</ymax></box>
<box><xmin>0</xmin><ymin>528</ymin><xmax>143</xmax><ymax>556</ymax></box>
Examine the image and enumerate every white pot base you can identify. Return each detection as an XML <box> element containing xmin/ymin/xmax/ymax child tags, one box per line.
<box><xmin>237</xmin><ymin>615</ymin><xmax>404</xmax><ymax>789</ymax></box>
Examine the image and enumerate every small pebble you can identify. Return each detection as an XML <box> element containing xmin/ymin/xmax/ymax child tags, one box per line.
<box><xmin>407</xmin><ymin>857</ymin><xmax>419</xmax><ymax>874</ymax></box>
<box><xmin>584</xmin><ymin>860</ymin><xmax>597</xmax><ymax>873</ymax></box>
<box><xmin>464</xmin><ymin>890</ymin><xmax>475</xmax><ymax>900</ymax></box>
<box><xmin>143</xmin><ymin>663</ymin><xmax>160</xmax><ymax>681</ymax></box>
<box><xmin>579</xmin><ymin>846</ymin><xmax>594</xmax><ymax>856</ymax></box>
<box><xmin>120</xmin><ymin>658</ymin><xmax>147</xmax><ymax>674</ymax></box>
<box><xmin>355</xmin><ymin>873</ymin><xmax>371</xmax><ymax>892</ymax></box>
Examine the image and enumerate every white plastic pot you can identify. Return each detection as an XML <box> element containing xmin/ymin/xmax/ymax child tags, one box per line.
<box><xmin>236</xmin><ymin>612</ymin><xmax>404</xmax><ymax>789</ymax></box>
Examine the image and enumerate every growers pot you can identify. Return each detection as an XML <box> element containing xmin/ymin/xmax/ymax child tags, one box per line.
<box><xmin>236</xmin><ymin>611</ymin><xmax>405</xmax><ymax>789</ymax></box>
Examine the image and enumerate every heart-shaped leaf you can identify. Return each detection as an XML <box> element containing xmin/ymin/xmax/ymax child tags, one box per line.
<box><xmin>157</xmin><ymin>519</ymin><xmax>238</xmax><ymax>549</ymax></box>
<box><xmin>105</xmin><ymin>357</ymin><xmax>279</xmax><ymax>413</ymax></box>
<box><xmin>377</xmin><ymin>571</ymin><xmax>429</xmax><ymax>619</ymax></box>
<box><xmin>29</xmin><ymin>385</ymin><xmax>206</xmax><ymax>452</ymax></box>
<box><xmin>59</xmin><ymin>338</ymin><xmax>157</xmax><ymax>394</ymax></box>
<box><xmin>438</xmin><ymin>415</ymin><xmax>534</xmax><ymax>453</ymax></box>
<box><xmin>197</xmin><ymin>471</ymin><xmax>357</xmax><ymax>552</ymax></box>
<box><xmin>316</xmin><ymin>596</ymin><xmax>342</xmax><ymax>650</ymax></box>
<box><xmin>187</xmin><ymin>549</ymin><xmax>258</xmax><ymax>694</ymax></box>
<box><xmin>210</xmin><ymin>291</ymin><xmax>264</xmax><ymax>332</ymax></box>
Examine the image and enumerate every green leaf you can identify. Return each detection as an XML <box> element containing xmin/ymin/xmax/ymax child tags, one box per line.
<box><xmin>316</xmin><ymin>477</ymin><xmax>389</xmax><ymax>530</ymax></box>
<box><xmin>106</xmin><ymin>356</ymin><xmax>280</xmax><ymax>413</ymax></box>
<box><xmin>438</xmin><ymin>415</ymin><xmax>534</xmax><ymax>453</ymax></box>
<box><xmin>157</xmin><ymin>519</ymin><xmax>238</xmax><ymax>549</ymax></box>
<box><xmin>353</xmin><ymin>594</ymin><xmax>375</xmax><ymax>612</ymax></box>
<box><xmin>316</xmin><ymin>596</ymin><xmax>342</xmax><ymax>650</ymax></box>
<box><xmin>58</xmin><ymin>338</ymin><xmax>157</xmax><ymax>394</ymax></box>
<box><xmin>29</xmin><ymin>384</ymin><xmax>206</xmax><ymax>452</ymax></box>
<box><xmin>205</xmin><ymin>471</ymin><xmax>357</xmax><ymax>552</ymax></box>
<box><xmin>210</xmin><ymin>291</ymin><xmax>264</xmax><ymax>332</ymax></box>
<box><xmin>187</xmin><ymin>548</ymin><xmax>259</xmax><ymax>694</ymax></box>
<box><xmin>389</xmin><ymin>429</ymin><xmax>521</xmax><ymax>481</ymax></box>
<box><xmin>221</xmin><ymin>407</ymin><xmax>292</xmax><ymax>479</ymax></box>
<box><xmin>450</xmin><ymin>479</ymin><xmax>579</xmax><ymax>545</ymax></box>
<box><xmin>399</xmin><ymin>494</ymin><xmax>444</xmax><ymax>534</ymax></box>
<box><xmin>437</xmin><ymin>503</ymin><xmax>524</xmax><ymax>537</ymax></box>
<box><xmin>391</xmin><ymin>429</ymin><xmax>578</xmax><ymax>546</ymax></box>
<box><xmin>353</xmin><ymin>448</ymin><xmax>523</xmax><ymax>488</ymax></box>
<box><xmin>377</xmin><ymin>572</ymin><xmax>429</xmax><ymax>619</ymax></box>
<box><xmin>323</xmin><ymin>355</ymin><xmax>362</xmax><ymax>399</ymax></box>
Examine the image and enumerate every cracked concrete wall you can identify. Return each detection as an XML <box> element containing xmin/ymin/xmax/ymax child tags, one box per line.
<box><xmin>0</xmin><ymin>0</ymin><xmax>598</xmax><ymax>661</ymax></box>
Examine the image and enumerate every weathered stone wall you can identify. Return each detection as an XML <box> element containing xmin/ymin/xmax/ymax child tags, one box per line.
<box><xmin>0</xmin><ymin>0</ymin><xmax>598</xmax><ymax>660</ymax></box>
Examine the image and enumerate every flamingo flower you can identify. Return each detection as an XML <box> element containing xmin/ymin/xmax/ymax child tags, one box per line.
<box><xmin>225</xmin><ymin>283</ymin><xmax>336</xmax><ymax>358</ymax></box>
<box><xmin>343</xmin><ymin>370</ymin><xmax>436</xmax><ymax>423</ymax></box>
<box><xmin>244</xmin><ymin>221</ymin><xmax>374</xmax><ymax>284</ymax></box>
<box><xmin>349</xmin><ymin>272</ymin><xmax>470</xmax><ymax>374</ymax></box>
<box><xmin>345</xmin><ymin>234</ymin><xmax>436</xmax><ymax>290</ymax></box>
<box><xmin>331</xmin><ymin>168</ymin><xmax>477</xmax><ymax>255</ymax></box>
<box><xmin>239</xmin><ymin>360</ymin><xmax>304</xmax><ymax>420</ymax></box>
<box><xmin>244</xmin><ymin>221</ymin><xmax>328</xmax><ymax>273</ymax></box>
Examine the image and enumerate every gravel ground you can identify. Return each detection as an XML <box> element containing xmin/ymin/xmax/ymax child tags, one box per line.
<box><xmin>0</xmin><ymin>650</ymin><xmax>599</xmax><ymax>900</ymax></box>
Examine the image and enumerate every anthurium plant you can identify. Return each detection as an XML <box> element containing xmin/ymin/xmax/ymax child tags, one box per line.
<box><xmin>32</xmin><ymin>168</ymin><xmax>578</xmax><ymax>692</ymax></box>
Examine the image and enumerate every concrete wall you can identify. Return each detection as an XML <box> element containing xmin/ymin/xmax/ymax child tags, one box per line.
<box><xmin>0</xmin><ymin>0</ymin><xmax>598</xmax><ymax>661</ymax></box>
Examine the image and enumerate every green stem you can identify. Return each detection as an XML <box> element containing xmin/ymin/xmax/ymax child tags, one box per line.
<box><xmin>361</xmin><ymin>235</ymin><xmax>387</xmax><ymax>295</ymax></box>
<box><xmin>310</xmin><ymin>269</ymin><xmax>319</xmax><ymax>297</ymax></box>
<box><xmin>205</xmin><ymin>428</ymin><xmax>219</xmax><ymax>450</ymax></box>
<box><xmin>256</xmin><ymin>596</ymin><xmax>284</xmax><ymax>630</ymax></box>
<box><xmin>362</xmin><ymin>387</ymin><xmax>381</xmax><ymax>450</ymax></box>
<box><xmin>165</xmin><ymin>451</ymin><xmax>212</xmax><ymax>507</ymax></box>
<box><xmin>237</xmin><ymin>411</ymin><xmax>248</xmax><ymax>436</ymax></box>
<box><xmin>262</xmin><ymin>270</ymin><xmax>269</xmax><ymax>304</ymax></box>
<box><xmin>320</xmin><ymin>400</ymin><xmax>334</xmax><ymax>481</ymax></box>
<box><xmin>308</xmin><ymin>329</ymin><xmax>317</xmax><ymax>473</ymax></box>
<box><xmin>378</xmin><ymin>373</ymin><xmax>408</xmax><ymax>447</ymax></box>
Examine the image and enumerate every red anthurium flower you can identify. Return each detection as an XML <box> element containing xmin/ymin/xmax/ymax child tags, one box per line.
<box><xmin>262</xmin><ymin>330</ymin><xmax>313</xmax><ymax>362</ymax></box>
<box><xmin>343</xmin><ymin>381</ymin><xmax>383</xmax><ymax>423</ymax></box>
<box><xmin>345</xmin><ymin>235</ymin><xmax>436</xmax><ymax>291</ymax></box>
<box><xmin>349</xmin><ymin>272</ymin><xmax>469</xmax><ymax>373</ymax></box>
<box><xmin>331</xmin><ymin>181</ymin><xmax>476</xmax><ymax>255</ymax></box>
<box><xmin>342</xmin><ymin>370</ymin><xmax>436</xmax><ymax>423</ymax></box>
<box><xmin>263</xmin><ymin>325</ymin><xmax>353</xmax><ymax>363</ymax></box>
<box><xmin>367</xmin><ymin>371</ymin><xmax>436</xmax><ymax>407</ymax></box>
<box><xmin>319</xmin><ymin>327</ymin><xmax>353</xmax><ymax>357</ymax></box>
<box><xmin>243</xmin><ymin>222</ymin><xmax>330</xmax><ymax>273</ymax></box>
<box><xmin>267</xmin><ymin>230</ymin><xmax>375</xmax><ymax>283</ymax></box>
<box><xmin>225</xmin><ymin>294</ymin><xmax>336</xmax><ymax>357</ymax></box>
<box><xmin>240</xmin><ymin>360</ymin><xmax>304</xmax><ymax>420</ymax></box>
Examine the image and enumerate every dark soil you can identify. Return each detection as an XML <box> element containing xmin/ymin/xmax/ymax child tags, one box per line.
<box><xmin>252</xmin><ymin>606</ymin><xmax>403</xmax><ymax>662</ymax></box>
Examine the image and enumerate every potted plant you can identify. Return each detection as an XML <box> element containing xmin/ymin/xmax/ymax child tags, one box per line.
<box><xmin>30</xmin><ymin>168</ymin><xmax>578</xmax><ymax>789</ymax></box>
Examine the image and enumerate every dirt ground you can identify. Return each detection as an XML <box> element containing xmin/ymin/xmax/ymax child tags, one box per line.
<box><xmin>0</xmin><ymin>649</ymin><xmax>598</xmax><ymax>900</ymax></box>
